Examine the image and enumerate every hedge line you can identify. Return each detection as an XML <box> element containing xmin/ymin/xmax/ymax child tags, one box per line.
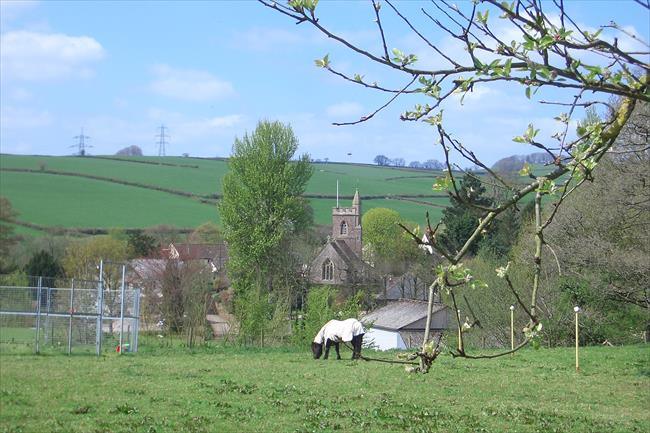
<box><xmin>86</xmin><ymin>155</ymin><xmax>200</xmax><ymax>169</ymax></box>
<box><xmin>3</xmin><ymin>168</ymin><xmax>447</xmax><ymax>202</ymax></box>
<box><xmin>9</xmin><ymin>219</ymin><xmax>194</xmax><ymax>236</ymax></box>
<box><xmin>1</xmin><ymin>168</ymin><xmax>217</xmax><ymax>203</ymax></box>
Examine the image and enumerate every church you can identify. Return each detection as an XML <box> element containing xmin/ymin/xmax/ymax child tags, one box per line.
<box><xmin>309</xmin><ymin>190</ymin><xmax>373</xmax><ymax>286</ymax></box>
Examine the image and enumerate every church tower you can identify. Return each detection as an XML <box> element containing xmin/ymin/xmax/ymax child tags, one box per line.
<box><xmin>331</xmin><ymin>189</ymin><xmax>362</xmax><ymax>257</ymax></box>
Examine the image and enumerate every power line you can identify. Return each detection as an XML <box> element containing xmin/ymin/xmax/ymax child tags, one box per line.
<box><xmin>70</xmin><ymin>128</ymin><xmax>92</xmax><ymax>156</ymax></box>
<box><xmin>156</xmin><ymin>125</ymin><xmax>170</xmax><ymax>157</ymax></box>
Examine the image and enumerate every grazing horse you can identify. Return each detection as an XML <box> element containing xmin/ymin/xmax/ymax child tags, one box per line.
<box><xmin>311</xmin><ymin>318</ymin><xmax>365</xmax><ymax>360</ymax></box>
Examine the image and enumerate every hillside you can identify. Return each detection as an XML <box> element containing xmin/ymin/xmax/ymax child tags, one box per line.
<box><xmin>0</xmin><ymin>155</ymin><xmax>452</xmax><ymax>234</ymax></box>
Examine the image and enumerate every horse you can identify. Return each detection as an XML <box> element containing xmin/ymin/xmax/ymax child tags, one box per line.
<box><xmin>311</xmin><ymin>318</ymin><xmax>365</xmax><ymax>360</ymax></box>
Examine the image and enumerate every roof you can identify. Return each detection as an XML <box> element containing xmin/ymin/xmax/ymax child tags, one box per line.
<box><xmin>163</xmin><ymin>243</ymin><xmax>228</xmax><ymax>268</ymax></box>
<box><xmin>330</xmin><ymin>240</ymin><xmax>365</xmax><ymax>268</ymax></box>
<box><xmin>362</xmin><ymin>299</ymin><xmax>447</xmax><ymax>330</ymax></box>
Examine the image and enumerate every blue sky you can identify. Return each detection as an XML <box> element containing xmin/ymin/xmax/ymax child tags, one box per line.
<box><xmin>1</xmin><ymin>0</ymin><xmax>648</xmax><ymax>166</ymax></box>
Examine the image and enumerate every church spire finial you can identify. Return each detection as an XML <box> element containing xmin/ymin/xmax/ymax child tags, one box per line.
<box><xmin>352</xmin><ymin>189</ymin><xmax>360</xmax><ymax>206</ymax></box>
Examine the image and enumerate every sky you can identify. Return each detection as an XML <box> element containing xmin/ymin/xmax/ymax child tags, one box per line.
<box><xmin>1</xmin><ymin>0</ymin><xmax>648</xmax><ymax>166</ymax></box>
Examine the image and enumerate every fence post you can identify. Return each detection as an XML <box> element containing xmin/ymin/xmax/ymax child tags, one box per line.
<box><xmin>119</xmin><ymin>265</ymin><xmax>126</xmax><ymax>354</ymax></box>
<box><xmin>68</xmin><ymin>279</ymin><xmax>75</xmax><ymax>355</ymax></box>
<box><xmin>46</xmin><ymin>286</ymin><xmax>52</xmax><ymax>345</ymax></box>
<box><xmin>96</xmin><ymin>260</ymin><xmax>104</xmax><ymax>356</ymax></box>
<box><xmin>133</xmin><ymin>288</ymin><xmax>140</xmax><ymax>353</ymax></box>
<box><xmin>35</xmin><ymin>277</ymin><xmax>42</xmax><ymax>354</ymax></box>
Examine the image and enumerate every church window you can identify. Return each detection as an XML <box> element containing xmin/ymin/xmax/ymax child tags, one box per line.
<box><xmin>340</xmin><ymin>221</ymin><xmax>348</xmax><ymax>235</ymax></box>
<box><xmin>322</xmin><ymin>259</ymin><xmax>333</xmax><ymax>281</ymax></box>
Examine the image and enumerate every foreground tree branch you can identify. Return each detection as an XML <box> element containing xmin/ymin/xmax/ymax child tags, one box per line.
<box><xmin>262</xmin><ymin>0</ymin><xmax>649</xmax><ymax>370</ymax></box>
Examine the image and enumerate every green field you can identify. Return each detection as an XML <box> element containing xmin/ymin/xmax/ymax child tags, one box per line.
<box><xmin>0</xmin><ymin>343</ymin><xmax>648</xmax><ymax>433</ymax></box>
<box><xmin>0</xmin><ymin>155</ymin><xmax>450</xmax><ymax>232</ymax></box>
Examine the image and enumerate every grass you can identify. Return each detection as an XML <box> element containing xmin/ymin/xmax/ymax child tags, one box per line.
<box><xmin>0</xmin><ymin>155</ymin><xmax>448</xmax><ymax>232</ymax></box>
<box><xmin>0</xmin><ymin>171</ymin><xmax>219</xmax><ymax>229</ymax></box>
<box><xmin>1</xmin><ymin>341</ymin><xmax>648</xmax><ymax>433</ymax></box>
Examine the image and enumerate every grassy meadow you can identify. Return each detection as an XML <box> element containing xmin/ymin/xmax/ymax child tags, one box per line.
<box><xmin>1</xmin><ymin>342</ymin><xmax>648</xmax><ymax>433</ymax></box>
<box><xmin>0</xmin><ymin>154</ymin><xmax>453</xmax><ymax>231</ymax></box>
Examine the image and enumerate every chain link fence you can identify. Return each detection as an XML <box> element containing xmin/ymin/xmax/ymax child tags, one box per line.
<box><xmin>0</xmin><ymin>274</ymin><xmax>141</xmax><ymax>355</ymax></box>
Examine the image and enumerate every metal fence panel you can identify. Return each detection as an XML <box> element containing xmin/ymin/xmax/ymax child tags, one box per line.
<box><xmin>0</xmin><ymin>284</ymin><xmax>141</xmax><ymax>355</ymax></box>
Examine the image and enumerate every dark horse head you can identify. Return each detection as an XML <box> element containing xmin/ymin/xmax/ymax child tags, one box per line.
<box><xmin>311</xmin><ymin>342</ymin><xmax>323</xmax><ymax>359</ymax></box>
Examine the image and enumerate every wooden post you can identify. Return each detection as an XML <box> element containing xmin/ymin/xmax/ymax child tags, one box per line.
<box><xmin>574</xmin><ymin>306</ymin><xmax>580</xmax><ymax>372</ymax></box>
<box><xmin>457</xmin><ymin>309</ymin><xmax>462</xmax><ymax>352</ymax></box>
<box><xmin>510</xmin><ymin>305</ymin><xmax>515</xmax><ymax>355</ymax></box>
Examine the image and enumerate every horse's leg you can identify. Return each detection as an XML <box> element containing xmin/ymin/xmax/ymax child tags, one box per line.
<box><xmin>323</xmin><ymin>339</ymin><xmax>331</xmax><ymax>359</ymax></box>
<box><xmin>334</xmin><ymin>342</ymin><xmax>341</xmax><ymax>360</ymax></box>
<box><xmin>352</xmin><ymin>334</ymin><xmax>364</xmax><ymax>359</ymax></box>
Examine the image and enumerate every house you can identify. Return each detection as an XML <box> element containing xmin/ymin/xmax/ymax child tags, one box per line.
<box><xmin>361</xmin><ymin>299</ymin><xmax>448</xmax><ymax>350</ymax></box>
<box><xmin>128</xmin><ymin>242</ymin><xmax>231</xmax><ymax>331</ymax></box>
<box><xmin>310</xmin><ymin>190</ymin><xmax>375</xmax><ymax>286</ymax></box>
<box><xmin>162</xmin><ymin>242</ymin><xmax>228</xmax><ymax>275</ymax></box>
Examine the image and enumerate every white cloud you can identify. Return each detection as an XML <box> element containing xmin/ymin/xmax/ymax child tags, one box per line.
<box><xmin>180</xmin><ymin>114</ymin><xmax>242</xmax><ymax>133</ymax></box>
<box><xmin>6</xmin><ymin>87</ymin><xmax>33</xmax><ymax>102</ymax></box>
<box><xmin>150</xmin><ymin>64</ymin><xmax>235</xmax><ymax>101</ymax></box>
<box><xmin>0</xmin><ymin>30</ymin><xmax>105</xmax><ymax>81</ymax></box>
<box><xmin>0</xmin><ymin>105</ymin><xmax>53</xmax><ymax>129</ymax></box>
<box><xmin>326</xmin><ymin>101</ymin><xmax>364</xmax><ymax>118</ymax></box>
<box><xmin>0</xmin><ymin>1</ymin><xmax>39</xmax><ymax>26</ymax></box>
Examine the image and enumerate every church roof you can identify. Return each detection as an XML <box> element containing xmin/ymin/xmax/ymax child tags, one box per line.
<box><xmin>330</xmin><ymin>240</ymin><xmax>364</xmax><ymax>267</ymax></box>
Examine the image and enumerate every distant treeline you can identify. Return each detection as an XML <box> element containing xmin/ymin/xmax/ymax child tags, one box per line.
<box><xmin>491</xmin><ymin>152</ymin><xmax>553</xmax><ymax>172</ymax></box>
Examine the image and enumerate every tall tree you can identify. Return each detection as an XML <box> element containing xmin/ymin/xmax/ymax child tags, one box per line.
<box><xmin>127</xmin><ymin>230</ymin><xmax>158</xmax><ymax>258</ymax></box>
<box><xmin>362</xmin><ymin>207</ymin><xmax>419</xmax><ymax>269</ymax></box>
<box><xmin>438</xmin><ymin>174</ymin><xmax>492</xmax><ymax>255</ymax></box>
<box><xmin>62</xmin><ymin>236</ymin><xmax>131</xmax><ymax>331</ymax></box>
<box><xmin>373</xmin><ymin>154</ymin><xmax>389</xmax><ymax>166</ymax></box>
<box><xmin>219</xmin><ymin>120</ymin><xmax>313</xmax><ymax>341</ymax></box>
<box><xmin>24</xmin><ymin>250</ymin><xmax>64</xmax><ymax>281</ymax></box>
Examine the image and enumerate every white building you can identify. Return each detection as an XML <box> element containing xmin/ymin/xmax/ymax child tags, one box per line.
<box><xmin>362</xmin><ymin>299</ymin><xmax>448</xmax><ymax>350</ymax></box>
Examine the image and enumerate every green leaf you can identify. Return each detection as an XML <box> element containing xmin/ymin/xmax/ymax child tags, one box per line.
<box><xmin>303</xmin><ymin>0</ymin><xmax>318</xmax><ymax>12</ymax></box>
<box><xmin>314</xmin><ymin>54</ymin><xmax>330</xmax><ymax>68</ymax></box>
<box><xmin>488</xmin><ymin>59</ymin><xmax>500</xmax><ymax>70</ymax></box>
<box><xmin>391</xmin><ymin>48</ymin><xmax>405</xmax><ymax>63</ymax></box>
<box><xmin>576</xmin><ymin>125</ymin><xmax>587</xmax><ymax>136</ymax></box>
<box><xmin>525</xmin><ymin>123</ymin><xmax>539</xmax><ymax>140</ymax></box>
<box><xmin>525</xmin><ymin>86</ymin><xmax>532</xmax><ymax>99</ymax></box>
<box><xmin>424</xmin><ymin>111</ymin><xmax>444</xmax><ymax>126</ymax></box>
<box><xmin>432</xmin><ymin>175</ymin><xmax>452</xmax><ymax>192</ymax></box>
<box><xmin>477</xmin><ymin>9</ymin><xmax>489</xmax><ymax>25</ymax></box>
<box><xmin>519</xmin><ymin>162</ymin><xmax>532</xmax><ymax>177</ymax></box>
<box><xmin>538</xmin><ymin>34</ymin><xmax>554</xmax><ymax>49</ymax></box>
<box><xmin>554</xmin><ymin>113</ymin><xmax>569</xmax><ymax>123</ymax></box>
<box><xmin>503</xmin><ymin>59</ymin><xmax>512</xmax><ymax>76</ymax></box>
<box><xmin>538</xmin><ymin>67</ymin><xmax>551</xmax><ymax>80</ymax></box>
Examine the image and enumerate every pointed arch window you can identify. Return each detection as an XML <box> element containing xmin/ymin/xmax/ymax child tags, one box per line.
<box><xmin>322</xmin><ymin>259</ymin><xmax>334</xmax><ymax>281</ymax></box>
<box><xmin>340</xmin><ymin>221</ymin><xmax>348</xmax><ymax>235</ymax></box>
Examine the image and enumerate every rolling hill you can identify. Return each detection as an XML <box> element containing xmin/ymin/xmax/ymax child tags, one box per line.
<box><xmin>0</xmin><ymin>155</ymin><xmax>452</xmax><ymax>235</ymax></box>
